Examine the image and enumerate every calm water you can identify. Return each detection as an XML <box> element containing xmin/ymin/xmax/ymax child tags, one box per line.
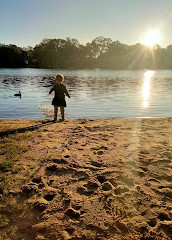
<box><xmin>0</xmin><ymin>68</ymin><xmax>171</xmax><ymax>119</ymax></box>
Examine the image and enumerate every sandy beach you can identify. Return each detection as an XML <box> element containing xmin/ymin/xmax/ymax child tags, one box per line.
<box><xmin>0</xmin><ymin>117</ymin><xmax>171</xmax><ymax>240</ymax></box>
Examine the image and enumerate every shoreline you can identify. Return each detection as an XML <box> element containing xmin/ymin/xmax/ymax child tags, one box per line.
<box><xmin>0</xmin><ymin>117</ymin><xmax>171</xmax><ymax>239</ymax></box>
<box><xmin>0</xmin><ymin>116</ymin><xmax>171</xmax><ymax>136</ymax></box>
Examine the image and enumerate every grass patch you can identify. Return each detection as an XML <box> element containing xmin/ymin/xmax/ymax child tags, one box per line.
<box><xmin>0</xmin><ymin>160</ymin><xmax>14</xmax><ymax>172</ymax></box>
<box><xmin>0</xmin><ymin>215</ymin><xmax>9</xmax><ymax>227</ymax></box>
<box><xmin>0</xmin><ymin>134</ymin><xmax>32</xmax><ymax>172</ymax></box>
<box><xmin>0</xmin><ymin>128</ymin><xmax>45</xmax><ymax>235</ymax></box>
<box><xmin>0</xmin><ymin>144</ymin><xmax>20</xmax><ymax>172</ymax></box>
<box><xmin>30</xmin><ymin>164</ymin><xmax>40</xmax><ymax>179</ymax></box>
<box><xmin>0</xmin><ymin>133</ymin><xmax>33</xmax><ymax>194</ymax></box>
<box><xmin>0</xmin><ymin>195</ymin><xmax>27</xmax><ymax>229</ymax></box>
<box><xmin>0</xmin><ymin>129</ymin><xmax>52</xmax><ymax>232</ymax></box>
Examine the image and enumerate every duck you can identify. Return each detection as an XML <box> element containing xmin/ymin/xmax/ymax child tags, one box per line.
<box><xmin>14</xmin><ymin>91</ymin><xmax>21</xmax><ymax>97</ymax></box>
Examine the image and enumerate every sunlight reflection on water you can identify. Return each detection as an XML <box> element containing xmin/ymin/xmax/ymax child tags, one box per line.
<box><xmin>0</xmin><ymin>68</ymin><xmax>171</xmax><ymax>119</ymax></box>
<box><xmin>142</xmin><ymin>70</ymin><xmax>155</xmax><ymax>108</ymax></box>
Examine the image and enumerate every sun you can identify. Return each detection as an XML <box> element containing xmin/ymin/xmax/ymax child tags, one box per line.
<box><xmin>140</xmin><ymin>29</ymin><xmax>161</xmax><ymax>47</ymax></box>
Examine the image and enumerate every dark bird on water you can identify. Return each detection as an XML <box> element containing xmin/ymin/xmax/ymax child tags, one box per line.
<box><xmin>14</xmin><ymin>91</ymin><xmax>21</xmax><ymax>97</ymax></box>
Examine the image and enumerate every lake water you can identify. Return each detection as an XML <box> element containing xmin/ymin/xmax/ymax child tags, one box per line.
<box><xmin>0</xmin><ymin>68</ymin><xmax>171</xmax><ymax>119</ymax></box>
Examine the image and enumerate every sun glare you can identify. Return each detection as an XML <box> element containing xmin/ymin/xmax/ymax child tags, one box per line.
<box><xmin>140</xmin><ymin>29</ymin><xmax>161</xmax><ymax>47</ymax></box>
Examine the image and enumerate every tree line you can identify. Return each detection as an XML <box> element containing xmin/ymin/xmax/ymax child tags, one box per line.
<box><xmin>1</xmin><ymin>36</ymin><xmax>172</xmax><ymax>69</ymax></box>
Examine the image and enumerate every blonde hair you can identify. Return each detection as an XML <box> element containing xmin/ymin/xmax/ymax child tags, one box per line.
<box><xmin>55</xmin><ymin>74</ymin><xmax>64</xmax><ymax>83</ymax></box>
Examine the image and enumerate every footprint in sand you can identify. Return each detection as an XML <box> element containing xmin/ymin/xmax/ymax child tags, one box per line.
<box><xmin>91</xmin><ymin>146</ymin><xmax>108</xmax><ymax>156</ymax></box>
<box><xmin>45</xmin><ymin>164</ymin><xmax>58</xmax><ymax>175</ymax></box>
<box><xmin>65</xmin><ymin>208</ymin><xmax>80</xmax><ymax>220</ymax></box>
<box><xmin>32</xmin><ymin>176</ymin><xmax>42</xmax><ymax>184</ymax></box>
<box><xmin>96</xmin><ymin>175</ymin><xmax>113</xmax><ymax>191</ymax></box>
<box><xmin>74</xmin><ymin>170</ymin><xmax>89</xmax><ymax>180</ymax></box>
<box><xmin>63</xmin><ymin>198</ymin><xmax>71</xmax><ymax>208</ymax></box>
<box><xmin>97</xmin><ymin>175</ymin><xmax>106</xmax><ymax>184</ymax></box>
<box><xmin>90</xmin><ymin>161</ymin><xmax>104</xmax><ymax>168</ymax></box>
<box><xmin>84</xmin><ymin>181</ymin><xmax>99</xmax><ymax>190</ymax></box>
<box><xmin>140</xmin><ymin>166</ymin><xmax>148</xmax><ymax>172</ymax></box>
<box><xmin>52</xmin><ymin>158</ymin><xmax>68</xmax><ymax>164</ymax></box>
<box><xmin>44</xmin><ymin>193</ymin><xmax>56</xmax><ymax>201</ymax></box>
<box><xmin>158</xmin><ymin>212</ymin><xmax>171</xmax><ymax>221</ymax></box>
<box><xmin>147</xmin><ymin>218</ymin><xmax>157</xmax><ymax>227</ymax></box>
<box><xmin>115</xmin><ymin>220</ymin><xmax>129</xmax><ymax>233</ymax></box>
<box><xmin>33</xmin><ymin>198</ymin><xmax>49</xmax><ymax>212</ymax></box>
<box><xmin>64</xmin><ymin>227</ymin><xmax>75</xmax><ymax>237</ymax></box>
<box><xmin>96</xmin><ymin>150</ymin><xmax>104</xmax><ymax>155</ymax></box>
<box><xmin>77</xmin><ymin>181</ymin><xmax>99</xmax><ymax>196</ymax></box>
<box><xmin>71</xmin><ymin>199</ymin><xmax>83</xmax><ymax>210</ymax></box>
<box><xmin>32</xmin><ymin>176</ymin><xmax>45</xmax><ymax>189</ymax></box>
<box><xmin>45</xmin><ymin>164</ymin><xmax>73</xmax><ymax>177</ymax></box>
<box><xmin>101</xmin><ymin>182</ymin><xmax>113</xmax><ymax>191</ymax></box>
<box><xmin>21</xmin><ymin>183</ymin><xmax>39</xmax><ymax>197</ymax></box>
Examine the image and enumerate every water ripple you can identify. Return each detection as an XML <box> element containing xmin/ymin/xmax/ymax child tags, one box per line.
<box><xmin>0</xmin><ymin>69</ymin><xmax>171</xmax><ymax>119</ymax></box>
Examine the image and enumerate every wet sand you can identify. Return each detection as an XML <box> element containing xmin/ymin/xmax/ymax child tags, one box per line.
<box><xmin>0</xmin><ymin>117</ymin><xmax>171</xmax><ymax>240</ymax></box>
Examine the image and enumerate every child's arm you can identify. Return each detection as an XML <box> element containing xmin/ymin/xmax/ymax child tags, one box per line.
<box><xmin>66</xmin><ymin>91</ymin><xmax>70</xmax><ymax>98</ymax></box>
<box><xmin>64</xmin><ymin>87</ymin><xmax>70</xmax><ymax>98</ymax></box>
<box><xmin>49</xmin><ymin>86</ymin><xmax>54</xmax><ymax>94</ymax></box>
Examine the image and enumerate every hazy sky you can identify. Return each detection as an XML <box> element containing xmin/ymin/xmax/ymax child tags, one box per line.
<box><xmin>1</xmin><ymin>0</ymin><xmax>172</xmax><ymax>48</ymax></box>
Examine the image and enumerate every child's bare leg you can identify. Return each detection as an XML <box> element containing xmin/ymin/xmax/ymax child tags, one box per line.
<box><xmin>60</xmin><ymin>106</ymin><xmax>65</xmax><ymax>121</ymax></box>
<box><xmin>54</xmin><ymin>106</ymin><xmax>58</xmax><ymax>120</ymax></box>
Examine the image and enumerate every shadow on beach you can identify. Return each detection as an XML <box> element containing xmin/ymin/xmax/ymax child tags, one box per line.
<box><xmin>0</xmin><ymin>120</ymin><xmax>57</xmax><ymax>138</ymax></box>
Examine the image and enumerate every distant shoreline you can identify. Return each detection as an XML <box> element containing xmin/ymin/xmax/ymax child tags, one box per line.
<box><xmin>1</xmin><ymin>67</ymin><xmax>172</xmax><ymax>70</ymax></box>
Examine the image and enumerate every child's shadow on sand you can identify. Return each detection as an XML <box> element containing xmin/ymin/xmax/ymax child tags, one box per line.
<box><xmin>0</xmin><ymin>120</ymin><xmax>57</xmax><ymax>138</ymax></box>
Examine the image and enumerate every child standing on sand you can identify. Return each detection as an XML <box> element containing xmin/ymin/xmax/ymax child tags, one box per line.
<box><xmin>49</xmin><ymin>74</ymin><xmax>70</xmax><ymax>121</ymax></box>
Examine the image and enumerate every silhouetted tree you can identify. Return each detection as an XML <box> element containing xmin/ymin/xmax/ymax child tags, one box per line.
<box><xmin>0</xmin><ymin>44</ymin><xmax>26</xmax><ymax>67</ymax></box>
<box><xmin>1</xmin><ymin>37</ymin><xmax>172</xmax><ymax>69</ymax></box>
